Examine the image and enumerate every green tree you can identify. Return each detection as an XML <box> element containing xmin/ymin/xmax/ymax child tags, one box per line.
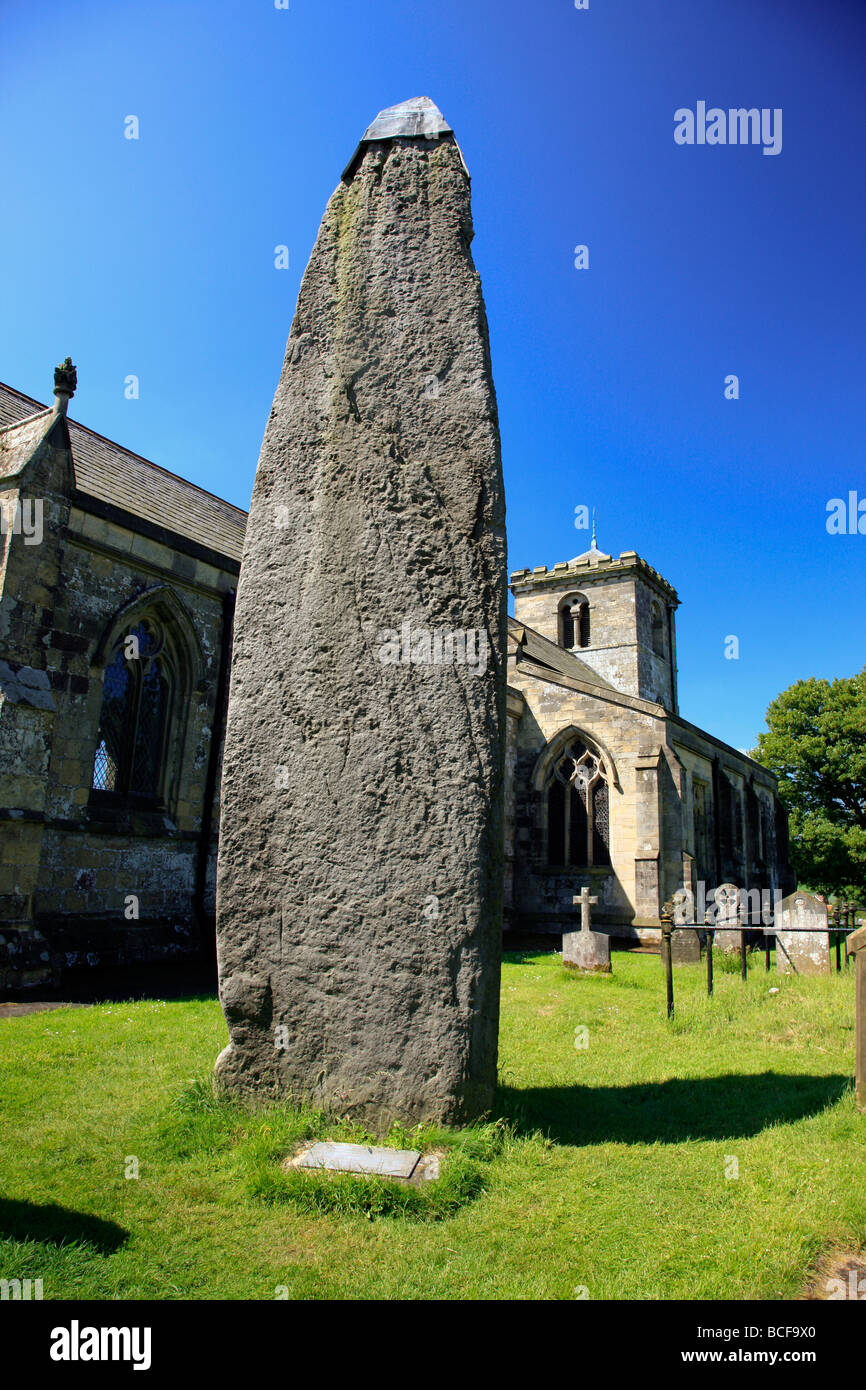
<box><xmin>753</xmin><ymin>668</ymin><xmax>866</xmax><ymax>899</ymax></box>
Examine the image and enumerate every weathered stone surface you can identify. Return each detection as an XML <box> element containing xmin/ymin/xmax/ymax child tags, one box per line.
<box><xmin>215</xmin><ymin>100</ymin><xmax>507</xmax><ymax>1127</ymax></box>
<box><xmin>671</xmin><ymin>927</ymin><xmax>702</xmax><ymax>964</ymax></box>
<box><xmin>776</xmin><ymin>891</ymin><xmax>831</xmax><ymax>976</ymax></box>
<box><xmin>0</xmin><ymin>660</ymin><xmax>56</xmax><ymax>710</ymax></box>
<box><xmin>562</xmin><ymin>927</ymin><xmax>611</xmax><ymax>973</ymax></box>
<box><xmin>712</xmin><ymin>883</ymin><xmax>742</xmax><ymax>952</ymax></box>
<box><xmin>562</xmin><ymin>886</ymin><xmax>610</xmax><ymax>972</ymax></box>
<box><xmin>0</xmin><ymin>366</ymin><xmax>238</xmax><ymax>983</ymax></box>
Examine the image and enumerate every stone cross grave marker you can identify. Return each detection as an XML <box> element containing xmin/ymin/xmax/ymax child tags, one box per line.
<box><xmin>563</xmin><ymin>886</ymin><xmax>610</xmax><ymax>973</ymax></box>
<box><xmin>712</xmin><ymin>883</ymin><xmax>742</xmax><ymax>953</ymax></box>
<box><xmin>775</xmin><ymin>891</ymin><xmax>831</xmax><ymax>976</ymax></box>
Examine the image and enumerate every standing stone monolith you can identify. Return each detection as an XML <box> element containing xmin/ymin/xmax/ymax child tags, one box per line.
<box><xmin>214</xmin><ymin>98</ymin><xmax>507</xmax><ymax>1128</ymax></box>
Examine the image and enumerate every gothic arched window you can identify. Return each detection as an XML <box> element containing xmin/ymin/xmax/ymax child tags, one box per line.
<box><xmin>92</xmin><ymin>620</ymin><xmax>172</xmax><ymax>803</ymax></box>
<box><xmin>546</xmin><ymin>739</ymin><xmax>611</xmax><ymax>868</ymax></box>
<box><xmin>651</xmin><ymin>602</ymin><xmax>666</xmax><ymax>657</ymax></box>
<box><xmin>559</xmin><ymin>593</ymin><xmax>590</xmax><ymax>650</ymax></box>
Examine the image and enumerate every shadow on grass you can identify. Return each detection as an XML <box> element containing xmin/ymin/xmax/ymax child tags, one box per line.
<box><xmin>0</xmin><ymin>961</ymin><xmax>218</xmax><ymax>1008</ymax></box>
<box><xmin>497</xmin><ymin>1071</ymin><xmax>851</xmax><ymax>1146</ymax></box>
<box><xmin>0</xmin><ymin>1199</ymin><xmax>128</xmax><ymax>1253</ymax></box>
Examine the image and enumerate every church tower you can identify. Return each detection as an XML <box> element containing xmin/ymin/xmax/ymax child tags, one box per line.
<box><xmin>510</xmin><ymin>533</ymin><xmax>680</xmax><ymax>712</ymax></box>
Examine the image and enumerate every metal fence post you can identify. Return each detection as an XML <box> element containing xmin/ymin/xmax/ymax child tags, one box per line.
<box><xmin>740</xmin><ymin>929</ymin><xmax>748</xmax><ymax>982</ymax></box>
<box><xmin>661</xmin><ymin>900</ymin><xmax>674</xmax><ymax>1019</ymax></box>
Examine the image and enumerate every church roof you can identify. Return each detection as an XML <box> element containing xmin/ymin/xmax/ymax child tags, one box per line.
<box><xmin>507</xmin><ymin>616</ymin><xmax>616</xmax><ymax>691</ymax></box>
<box><xmin>570</xmin><ymin>515</ymin><xmax>611</xmax><ymax>567</ymax></box>
<box><xmin>0</xmin><ymin>382</ymin><xmax>247</xmax><ymax>563</ymax></box>
<box><xmin>511</xmin><ymin>550</ymin><xmax>679</xmax><ymax>605</ymax></box>
<box><xmin>0</xmin><ymin>404</ymin><xmax>61</xmax><ymax>478</ymax></box>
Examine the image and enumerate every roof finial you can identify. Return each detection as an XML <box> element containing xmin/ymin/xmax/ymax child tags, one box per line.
<box><xmin>569</xmin><ymin>506</ymin><xmax>611</xmax><ymax>568</ymax></box>
<box><xmin>53</xmin><ymin>357</ymin><xmax>77</xmax><ymax>415</ymax></box>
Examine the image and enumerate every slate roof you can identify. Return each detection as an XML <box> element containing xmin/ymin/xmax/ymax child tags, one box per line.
<box><xmin>0</xmin><ymin>406</ymin><xmax>58</xmax><ymax>478</ymax></box>
<box><xmin>507</xmin><ymin>615</ymin><xmax>616</xmax><ymax>691</ymax></box>
<box><xmin>0</xmin><ymin>382</ymin><xmax>247</xmax><ymax>563</ymax></box>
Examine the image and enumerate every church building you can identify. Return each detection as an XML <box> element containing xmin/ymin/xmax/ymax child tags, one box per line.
<box><xmin>0</xmin><ymin>365</ymin><xmax>242</xmax><ymax>988</ymax></box>
<box><xmin>0</xmin><ymin>364</ymin><xmax>793</xmax><ymax>988</ymax></box>
<box><xmin>505</xmin><ymin>535</ymin><xmax>794</xmax><ymax>938</ymax></box>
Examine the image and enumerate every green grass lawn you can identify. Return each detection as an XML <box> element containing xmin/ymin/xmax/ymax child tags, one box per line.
<box><xmin>1</xmin><ymin>950</ymin><xmax>863</xmax><ymax>1300</ymax></box>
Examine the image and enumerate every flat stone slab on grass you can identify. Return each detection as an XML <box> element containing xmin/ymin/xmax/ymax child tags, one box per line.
<box><xmin>286</xmin><ymin>1141</ymin><xmax>440</xmax><ymax>1183</ymax></box>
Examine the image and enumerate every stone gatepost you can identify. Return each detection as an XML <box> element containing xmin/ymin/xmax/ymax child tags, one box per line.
<box><xmin>848</xmin><ymin>925</ymin><xmax>866</xmax><ymax>1110</ymax></box>
<box><xmin>775</xmin><ymin>891</ymin><xmax>831</xmax><ymax>976</ymax></box>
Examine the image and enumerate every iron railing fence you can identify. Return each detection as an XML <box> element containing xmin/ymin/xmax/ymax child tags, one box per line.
<box><xmin>657</xmin><ymin>899</ymin><xmax>861</xmax><ymax>1018</ymax></box>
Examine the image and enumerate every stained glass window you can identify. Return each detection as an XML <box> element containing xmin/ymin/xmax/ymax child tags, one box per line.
<box><xmin>546</xmin><ymin>738</ymin><xmax>610</xmax><ymax>868</ymax></box>
<box><xmin>91</xmin><ymin>620</ymin><xmax>171</xmax><ymax>803</ymax></box>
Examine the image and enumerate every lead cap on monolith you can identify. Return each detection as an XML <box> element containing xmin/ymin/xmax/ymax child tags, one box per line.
<box><xmin>215</xmin><ymin>96</ymin><xmax>506</xmax><ymax>1130</ymax></box>
<box><xmin>342</xmin><ymin>95</ymin><xmax>468</xmax><ymax>180</ymax></box>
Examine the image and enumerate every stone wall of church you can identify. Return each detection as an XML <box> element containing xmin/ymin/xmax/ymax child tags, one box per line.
<box><xmin>513</xmin><ymin>571</ymin><xmax>641</xmax><ymax>694</ymax></box>
<box><xmin>511</xmin><ymin>557</ymin><xmax>678</xmax><ymax>710</ymax></box>
<box><xmin>1</xmin><ymin>474</ymin><xmax>236</xmax><ymax>988</ymax></box>
<box><xmin>504</xmin><ymin>688</ymin><xmax>523</xmax><ymax>923</ymax></box>
<box><xmin>506</xmin><ymin>665</ymin><xmax>673</xmax><ymax>935</ymax></box>
<box><xmin>633</xmin><ymin>579</ymin><xmax>676</xmax><ymax>710</ymax></box>
<box><xmin>506</xmin><ymin>659</ymin><xmax>792</xmax><ymax>940</ymax></box>
<box><xmin>671</xmin><ymin>727</ymin><xmax>784</xmax><ymax>900</ymax></box>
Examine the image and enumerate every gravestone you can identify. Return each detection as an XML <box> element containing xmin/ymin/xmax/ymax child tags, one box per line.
<box><xmin>671</xmin><ymin>928</ymin><xmax>702</xmax><ymax>964</ymax></box>
<box><xmin>670</xmin><ymin>879</ymin><xmax>702</xmax><ymax>962</ymax></box>
<box><xmin>214</xmin><ymin>98</ymin><xmax>507</xmax><ymax>1128</ymax></box>
<box><xmin>775</xmin><ymin>891</ymin><xmax>831</xmax><ymax>976</ymax></box>
<box><xmin>562</xmin><ymin>886</ymin><xmax>610</xmax><ymax>973</ymax></box>
<box><xmin>711</xmin><ymin>883</ymin><xmax>742</xmax><ymax>953</ymax></box>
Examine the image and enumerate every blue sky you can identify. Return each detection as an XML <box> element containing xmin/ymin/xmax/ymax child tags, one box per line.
<box><xmin>2</xmin><ymin>0</ymin><xmax>864</xmax><ymax>750</ymax></box>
